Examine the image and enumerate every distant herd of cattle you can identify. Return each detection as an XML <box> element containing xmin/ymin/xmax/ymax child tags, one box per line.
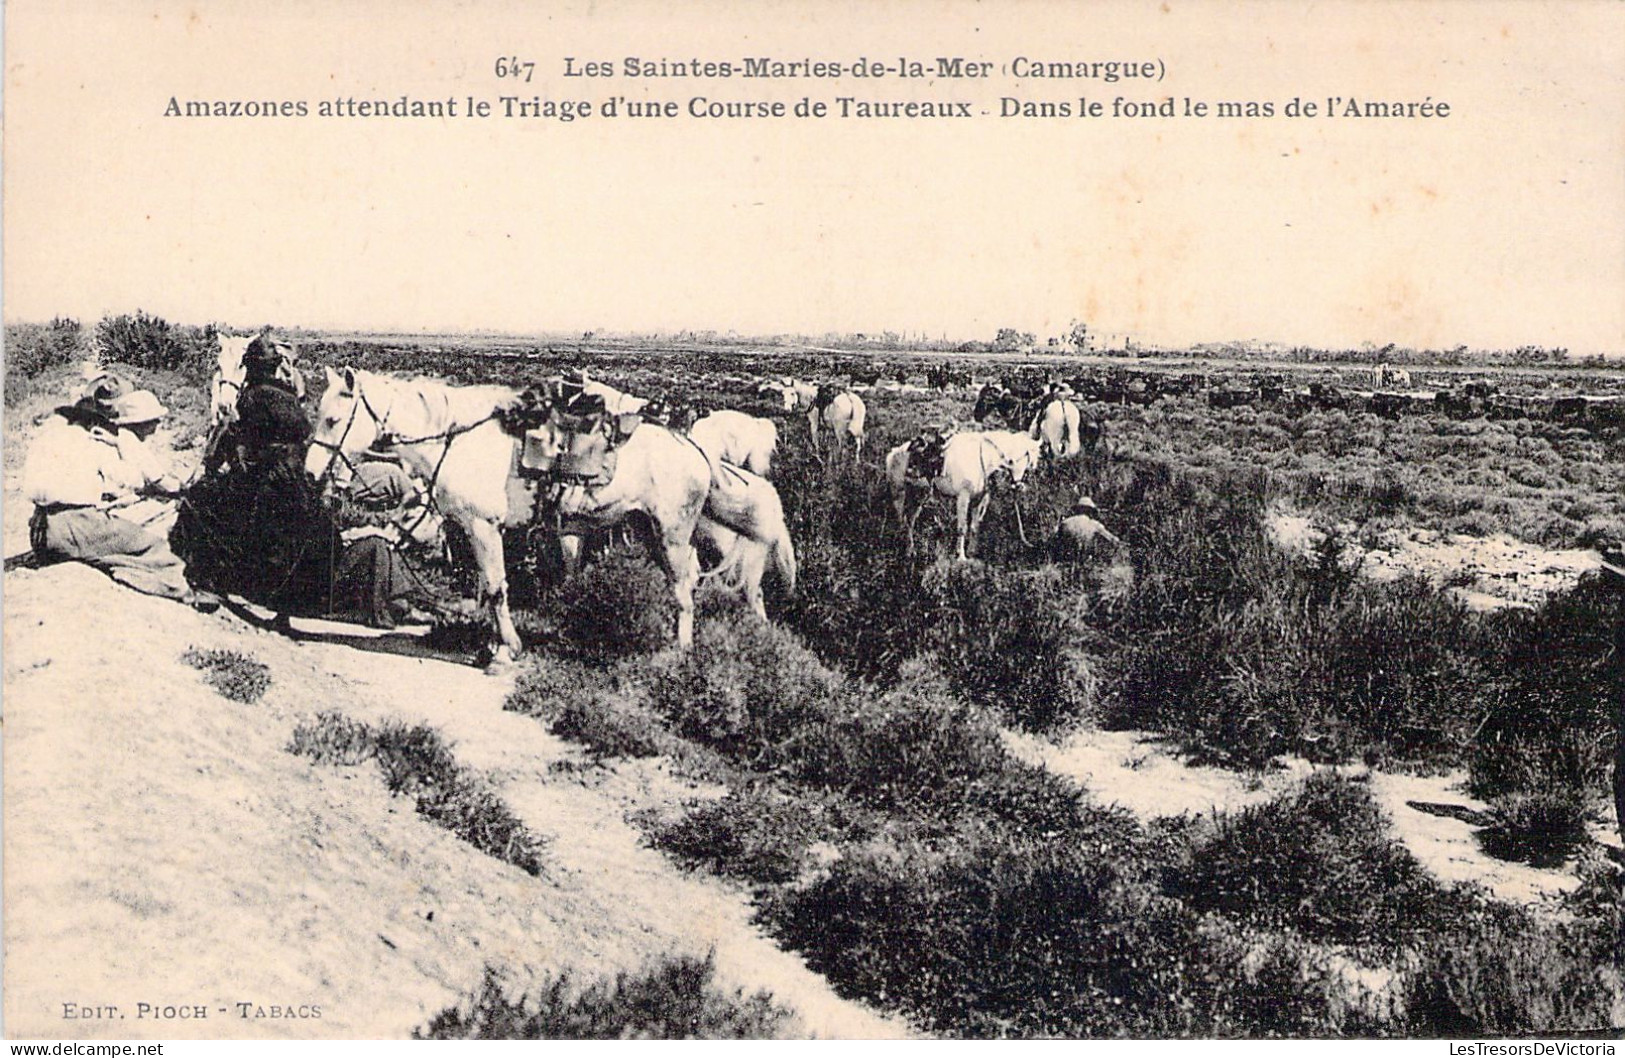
<box><xmin>700</xmin><ymin>362</ymin><xmax>1625</xmax><ymax>430</ymax></box>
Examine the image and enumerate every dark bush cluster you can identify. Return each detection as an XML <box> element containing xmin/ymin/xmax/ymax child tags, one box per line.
<box><xmin>5</xmin><ymin>318</ymin><xmax>87</xmax><ymax>405</ymax></box>
<box><xmin>95</xmin><ymin>310</ymin><xmax>218</xmax><ymax>382</ymax></box>
<box><xmin>1096</xmin><ymin>465</ymin><xmax>1498</xmax><ymax>769</ymax></box>
<box><xmin>1166</xmin><ymin>773</ymin><xmax>1486</xmax><ymax>950</ymax></box>
<box><xmin>552</xmin><ymin>545</ymin><xmax>677</xmax><ymax>663</ymax></box>
<box><xmin>1469</xmin><ymin>580</ymin><xmax>1620</xmax><ymax>808</ymax></box>
<box><xmin>1399</xmin><ymin>903</ymin><xmax>1619</xmax><ymax>1037</ymax></box>
<box><xmin>182</xmin><ymin>647</ymin><xmax>271</xmax><ymax>704</ymax></box>
<box><xmin>648</xmin><ymin>787</ymin><xmax>828</xmax><ymax>885</ymax></box>
<box><xmin>419</xmin><ymin>954</ymin><xmax>790</xmax><ymax>1039</ymax></box>
<box><xmin>762</xmin><ymin>825</ymin><xmax>1381</xmax><ymax>1038</ymax></box>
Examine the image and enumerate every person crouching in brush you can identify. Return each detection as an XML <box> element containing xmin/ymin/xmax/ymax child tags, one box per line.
<box><xmin>23</xmin><ymin>373</ymin><xmax>218</xmax><ymax>611</ymax></box>
<box><xmin>328</xmin><ymin>460</ymin><xmax>449</xmax><ymax>629</ymax></box>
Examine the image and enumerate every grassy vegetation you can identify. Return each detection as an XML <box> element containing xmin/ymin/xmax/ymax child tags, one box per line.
<box><xmin>24</xmin><ymin>320</ymin><xmax>1621</xmax><ymax>1038</ymax></box>
<box><xmin>289</xmin><ymin>712</ymin><xmax>548</xmax><ymax>876</ymax></box>
<box><xmin>5</xmin><ymin>318</ymin><xmax>88</xmax><ymax>407</ymax></box>
<box><xmin>182</xmin><ymin>648</ymin><xmax>271</xmax><ymax>704</ymax></box>
<box><xmin>418</xmin><ymin>954</ymin><xmax>791</xmax><ymax>1039</ymax></box>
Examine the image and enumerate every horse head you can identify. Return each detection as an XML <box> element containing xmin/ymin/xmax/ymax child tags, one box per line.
<box><xmin>999</xmin><ymin>433</ymin><xmax>1043</xmax><ymax>486</ymax></box>
<box><xmin>211</xmin><ymin>334</ymin><xmax>254</xmax><ymax>424</ymax></box>
<box><xmin>306</xmin><ymin>366</ymin><xmax>384</xmax><ymax>486</ymax></box>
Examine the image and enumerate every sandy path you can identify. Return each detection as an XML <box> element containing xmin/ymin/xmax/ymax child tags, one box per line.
<box><xmin>1005</xmin><ymin>727</ymin><xmax>1620</xmax><ymax>906</ymax></box>
<box><xmin>2</xmin><ymin>562</ymin><xmax>910</xmax><ymax>1040</ymax></box>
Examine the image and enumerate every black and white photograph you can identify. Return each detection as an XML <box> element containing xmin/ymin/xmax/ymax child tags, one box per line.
<box><xmin>4</xmin><ymin>0</ymin><xmax>1623</xmax><ymax>1044</ymax></box>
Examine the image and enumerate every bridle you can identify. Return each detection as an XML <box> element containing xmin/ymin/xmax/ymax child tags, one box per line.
<box><xmin>311</xmin><ymin>375</ymin><xmax>511</xmax><ymax>543</ymax></box>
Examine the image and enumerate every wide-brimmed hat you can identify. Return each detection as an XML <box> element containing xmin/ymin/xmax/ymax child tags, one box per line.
<box><xmin>67</xmin><ymin>373</ymin><xmax>134</xmax><ymax>421</ymax></box>
<box><xmin>111</xmin><ymin>390</ymin><xmax>167</xmax><ymax>424</ymax></box>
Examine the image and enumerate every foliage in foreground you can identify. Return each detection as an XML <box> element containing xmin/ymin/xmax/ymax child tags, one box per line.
<box><xmin>417</xmin><ymin>954</ymin><xmax>790</xmax><ymax>1039</ymax></box>
<box><xmin>1166</xmin><ymin>773</ymin><xmax>1486</xmax><ymax>950</ymax></box>
<box><xmin>182</xmin><ymin>647</ymin><xmax>271</xmax><ymax>704</ymax></box>
<box><xmin>289</xmin><ymin>712</ymin><xmax>548</xmax><ymax>875</ymax></box>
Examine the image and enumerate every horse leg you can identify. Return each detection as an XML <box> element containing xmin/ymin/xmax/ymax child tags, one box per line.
<box><xmin>906</xmin><ymin>496</ymin><xmax>926</xmax><ymax>555</ymax></box>
<box><xmin>656</xmin><ymin>535</ymin><xmax>699</xmax><ymax>649</ymax></box>
<box><xmin>969</xmin><ymin>490</ymin><xmax>994</xmax><ymax>555</ymax></box>
<box><xmin>559</xmin><ymin>533</ymin><xmax>584</xmax><ymax>578</ymax></box>
<box><xmin>955</xmin><ymin>491</ymin><xmax>972</xmax><ymax>561</ymax></box>
<box><xmin>741</xmin><ymin>541</ymin><xmax>768</xmax><ymax>621</ymax></box>
<box><xmin>464</xmin><ymin>517</ymin><xmax>520</xmax><ymax>667</ymax></box>
<box><xmin>808</xmin><ymin>409</ymin><xmax>821</xmax><ymax>450</ymax></box>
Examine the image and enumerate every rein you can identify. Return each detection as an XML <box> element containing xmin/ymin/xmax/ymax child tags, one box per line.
<box><xmin>309</xmin><ymin>379</ymin><xmax>495</xmax><ymax>539</ymax></box>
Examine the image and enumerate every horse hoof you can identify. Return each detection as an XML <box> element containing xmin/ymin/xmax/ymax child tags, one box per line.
<box><xmin>482</xmin><ymin>647</ymin><xmax>519</xmax><ymax>675</ymax></box>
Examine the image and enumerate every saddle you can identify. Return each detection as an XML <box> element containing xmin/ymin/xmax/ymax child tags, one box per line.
<box><xmin>518</xmin><ymin>391</ymin><xmax>643</xmax><ymax>484</ymax></box>
<box><xmin>905</xmin><ymin>428</ymin><xmax>949</xmax><ymax>484</ymax></box>
<box><xmin>640</xmin><ymin>396</ymin><xmax>696</xmax><ymax>431</ymax></box>
<box><xmin>497</xmin><ymin>383</ymin><xmax>556</xmax><ymax>435</ymax></box>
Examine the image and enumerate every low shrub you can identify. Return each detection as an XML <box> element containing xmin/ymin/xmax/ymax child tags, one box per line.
<box><xmin>921</xmin><ymin>560</ymin><xmax>1100</xmax><ymax>733</ymax></box>
<box><xmin>1101</xmin><ymin>467</ymin><xmax>1494</xmax><ymax>768</ymax></box>
<box><xmin>5</xmin><ymin>318</ymin><xmax>86</xmax><ymax>404</ymax></box>
<box><xmin>553</xmin><ymin>546</ymin><xmax>676</xmax><ymax>663</ymax></box>
<box><xmin>762</xmin><ymin>824</ymin><xmax>1373</xmax><ymax>1038</ymax></box>
<box><xmin>789</xmin><ymin>659</ymin><xmax>1095</xmax><ymax>835</ymax></box>
<box><xmin>1478</xmin><ymin>789</ymin><xmax>1593</xmax><ymax>868</ymax></box>
<box><xmin>643</xmin><ymin>614</ymin><xmax>850</xmax><ymax>764</ymax></box>
<box><xmin>95</xmin><ymin>311</ymin><xmax>217</xmax><ymax>383</ymax></box>
<box><xmin>1399</xmin><ymin>904</ymin><xmax>1620</xmax><ymax>1037</ymax></box>
<box><xmin>182</xmin><ymin>647</ymin><xmax>271</xmax><ymax>704</ymax></box>
<box><xmin>549</xmin><ymin>692</ymin><xmax>669</xmax><ymax>760</ymax></box>
<box><xmin>1167</xmin><ymin>773</ymin><xmax>1485</xmax><ymax>951</ymax></box>
<box><xmin>289</xmin><ymin>714</ymin><xmax>547</xmax><ymax>876</ymax></box>
<box><xmin>648</xmin><ymin>787</ymin><xmax>828</xmax><ymax>885</ymax></box>
<box><xmin>418</xmin><ymin>954</ymin><xmax>790</xmax><ymax>1039</ymax></box>
<box><xmin>1468</xmin><ymin>581</ymin><xmax>1619</xmax><ymax>805</ymax></box>
<box><xmin>285</xmin><ymin>710</ymin><xmax>374</xmax><ymax>766</ymax></box>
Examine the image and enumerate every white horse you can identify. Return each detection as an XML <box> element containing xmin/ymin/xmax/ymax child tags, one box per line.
<box><xmin>885</xmin><ymin>430</ymin><xmax>1042</xmax><ymax>561</ymax></box>
<box><xmin>763</xmin><ymin>379</ymin><xmax>866</xmax><ymax>459</ymax></box>
<box><xmin>525</xmin><ymin>400</ymin><xmax>797</xmax><ymax>635</ymax></box>
<box><xmin>569</xmin><ymin>371</ymin><xmax>647</xmax><ymax>415</ymax></box>
<box><xmin>690</xmin><ymin>409</ymin><xmax>778</xmax><ymax>476</ymax></box>
<box><xmin>691</xmin><ymin>458</ymin><xmax>797</xmax><ymax>619</ymax></box>
<box><xmin>210</xmin><ymin>334</ymin><xmax>254</xmax><ymax>427</ymax></box>
<box><xmin>1029</xmin><ymin>396</ymin><xmax>1086</xmax><ymax>460</ymax></box>
<box><xmin>306</xmin><ymin>367</ymin><xmax>793</xmax><ymax>665</ymax></box>
<box><xmin>307</xmin><ymin>367</ymin><xmax>532</xmax><ymax>665</ymax></box>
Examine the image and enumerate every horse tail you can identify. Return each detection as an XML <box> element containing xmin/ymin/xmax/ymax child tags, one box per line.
<box><xmin>847</xmin><ymin>393</ymin><xmax>867</xmax><ymax>437</ymax></box>
<box><xmin>771</xmin><ymin>531</ymin><xmax>798</xmax><ymax>597</ymax></box>
<box><xmin>1060</xmin><ymin>401</ymin><xmax>1074</xmax><ymax>456</ymax></box>
<box><xmin>697</xmin><ymin>525</ymin><xmax>753</xmax><ymax>592</ymax></box>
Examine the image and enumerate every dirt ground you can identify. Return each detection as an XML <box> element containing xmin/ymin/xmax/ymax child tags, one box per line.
<box><xmin>1267</xmin><ymin>508</ymin><xmax>1609</xmax><ymax>611</ymax></box>
<box><xmin>1</xmin><ymin>562</ymin><xmax>911</xmax><ymax>1040</ymax></box>
<box><xmin>1004</xmin><ymin>726</ymin><xmax>1622</xmax><ymax>907</ymax></box>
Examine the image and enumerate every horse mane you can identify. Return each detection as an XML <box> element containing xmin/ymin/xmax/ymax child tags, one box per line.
<box><xmin>363</xmin><ymin>370</ymin><xmax>522</xmax><ymax>435</ymax></box>
<box><xmin>982</xmin><ymin>429</ymin><xmax>1039</xmax><ymax>462</ymax></box>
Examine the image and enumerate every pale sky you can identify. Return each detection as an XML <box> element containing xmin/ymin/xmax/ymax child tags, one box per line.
<box><xmin>5</xmin><ymin>0</ymin><xmax>1624</xmax><ymax>353</ymax></box>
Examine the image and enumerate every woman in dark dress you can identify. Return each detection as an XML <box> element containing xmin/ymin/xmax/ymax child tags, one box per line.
<box><xmin>173</xmin><ymin>336</ymin><xmax>341</xmax><ymax>615</ymax></box>
<box><xmin>329</xmin><ymin>460</ymin><xmax>446</xmax><ymax>628</ymax></box>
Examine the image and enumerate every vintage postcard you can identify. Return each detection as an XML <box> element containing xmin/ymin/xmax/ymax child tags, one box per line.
<box><xmin>4</xmin><ymin>0</ymin><xmax>1623</xmax><ymax>1044</ymax></box>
